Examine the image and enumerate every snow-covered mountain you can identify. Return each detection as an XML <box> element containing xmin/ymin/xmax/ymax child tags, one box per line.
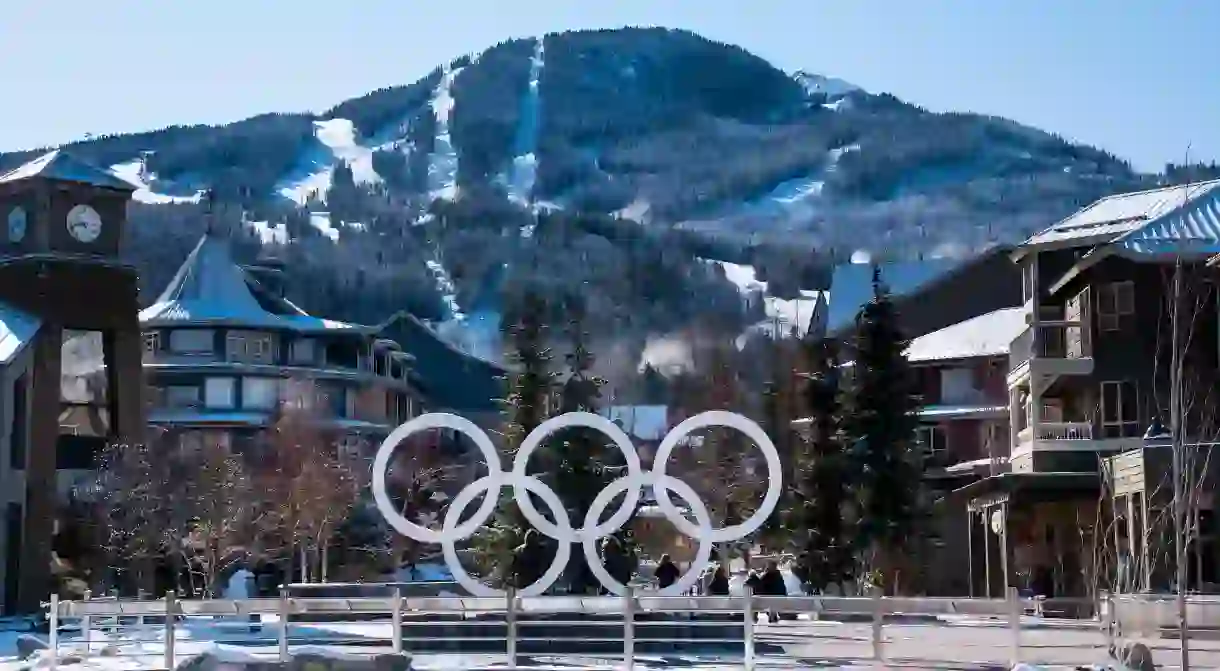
<box><xmin>0</xmin><ymin>27</ymin><xmax>1202</xmax><ymax>362</ymax></box>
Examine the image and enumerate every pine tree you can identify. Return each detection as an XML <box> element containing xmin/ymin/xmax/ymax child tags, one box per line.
<box><xmin>786</xmin><ymin>334</ymin><xmax>853</xmax><ymax>592</ymax></box>
<box><xmin>760</xmin><ymin>336</ymin><xmax>800</xmax><ymax>552</ymax></box>
<box><xmin>551</xmin><ymin>296</ymin><xmax>632</xmax><ymax>592</ymax></box>
<box><xmin>840</xmin><ymin>266</ymin><xmax>922</xmax><ymax>589</ymax></box>
<box><xmin>472</xmin><ymin>288</ymin><xmax>558</xmax><ymax>587</ymax></box>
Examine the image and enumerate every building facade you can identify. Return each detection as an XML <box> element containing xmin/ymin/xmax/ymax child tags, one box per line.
<box><xmin>0</xmin><ymin>152</ymin><xmax>146</xmax><ymax>614</ymax></box>
<box><xmin>960</xmin><ymin>179</ymin><xmax>1220</xmax><ymax>602</ymax></box>
<box><xmin>137</xmin><ymin>231</ymin><xmax>422</xmax><ymax>454</ymax></box>
<box><xmin>907</xmin><ymin>308</ymin><xmax>1025</xmax><ymax>595</ymax></box>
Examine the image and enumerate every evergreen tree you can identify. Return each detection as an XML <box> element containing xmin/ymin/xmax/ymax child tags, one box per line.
<box><xmin>839</xmin><ymin>266</ymin><xmax>923</xmax><ymax>588</ymax></box>
<box><xmin>551</xmin><ymin>296</ymin><xmax>633</xmax><ymax>592</ymax></box>
<box><xmin>473</xmin><ymin>289</ymin><xmax>558</xmax><ymax>587</ymax></box>
<box><xmin>760</xmin><ymin>335</ymin><xmax>800</xmax><ymax>552</ymax></box>
<box><xmin>786</xmin><ymin>335</ymin><xmax>853</xmax><ymax>593</ymax></box>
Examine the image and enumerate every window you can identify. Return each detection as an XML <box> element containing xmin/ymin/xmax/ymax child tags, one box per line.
<box><xmin>143</xmin><ymin>332</ymin><xmax>160</xmax><ymax>356</ymax></box>
<box><xmin>1100</xmin><ymin>380</ymin><xmax>1140</xmax><ymax>438</ymax></box>
<box><xmin>916</xmin><ymin>425</ymin><xmax>947</xmax><ymax>456</ymax></box>
<box><xmin>10</xmin><ymin>375</ymin><xmax>27</xmax><ymax>470</ymax></box>
<box><xmin>1097</xmin><ymin>281</ymin><xmax>1135</xmax><ymax>331</ymax></box>
<box><xmin>204</xmin><ymin>377</ymin><xmax>236</xmax><ymax>409</ymax></box>
<box><xmin>226</xmin><ymin>331</ymin><xmax>274</xmax><ymax>364</ymax></box>
<box><xmin>939</xmin><ymin>367</ymin><xmax>978</xmax><ymax>405</ymax></box>
<box><xmin>164</xmin><ymin>385</ymin><xmax>201</xmax><ymax>408</ymax></box>
<box><xmin>290</xmin><ymin>339</ymin><xmax>316</xmax><ymax>365</ymax></box>
<box><xmin>396</xmin><ymin>394</ymin><xmax>415</xmax><ymax>424</ymax></box>
<box><xmin>242</xmin><ymin>377</ymin><xmax>279</xmax><ymax>410</ymax></box>
<box><xmin>169</xmin><ymin>329</ymin><xmax>214</xmax><ymax>354</ymax></box>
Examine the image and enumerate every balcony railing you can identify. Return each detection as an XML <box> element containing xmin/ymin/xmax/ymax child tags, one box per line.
<box><xmin>1008</xmin><ymin>322</ymin><xmax>1091</xmax><ymax>372</ymax></box>
<box><xmin>1034</xmin><ymin>421</ymin><xmax>1093</xmax><ymax>441</ymax></box>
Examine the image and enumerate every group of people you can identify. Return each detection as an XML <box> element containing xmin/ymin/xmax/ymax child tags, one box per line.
<box><xmin>653</xmin><ymin>554</ymin><xmax>790</xmax><ymax>621</ymax></box>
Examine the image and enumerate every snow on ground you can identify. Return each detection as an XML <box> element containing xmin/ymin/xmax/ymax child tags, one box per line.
<box><xmin>109</xmin><ymin>160</ymin><xmax>205</xmax><ymax>205</ymax></box>
<box><xmin>245</xmin><ymin>218</ymin><xmax>289</xmax><ymax>245</ymax></box>
<box><xmin>711</xmin><ymin>260</ymin><xmax>824</xmax><ymax>342</ymax></box>
<box><xmin>507</xmin><ymin>37</ymin><xmax>546</xmax><ymax>237</ymax></box>
<box><xmin>277</xmin><ymin>119</ymin><xmax>386</xmax><ymax>205</ymax></box>
<box><xmin>309</xmin><ymin>213</ymin><xmax>340</xmax><ymax>242</ymax></box>
<box><xmin>2</xmin><ymin>613</ymin><xmax>1134</xmax><ymax>671</ymax></box>
<box><xmin>425</xmin><ymin>258</ymin><xmax>465</xmax><ymax>326</ymax></box>
<box><xmin>425</xmin><ymin>65</ymin><xmax>464</xmax><ymax>204</ymax></box>
<box><xmin>679</xmin><ymin>144</ymin><xmax>858</xmax><ymax>236</ymax></box>
<box><xmin>792</xmin><ymin>71</ymin><xmax>862</xmax><ymax>99</ymax></box>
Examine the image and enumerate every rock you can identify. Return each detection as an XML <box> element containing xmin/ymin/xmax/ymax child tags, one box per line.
<box><xmin>15</xmin><ymin>634</ymin><xmax>48</xmax><ymax>659</ymax></box>
<box><xmin>57</xmin><ymin>654</ymin><xmax>84</xmax><ymax>665</ymax></box>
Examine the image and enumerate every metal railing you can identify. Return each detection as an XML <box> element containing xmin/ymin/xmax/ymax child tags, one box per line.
<box><xmin>1034</xmin><ymin>420</ymin><xmax>1094</xmax><ymax>441</ymax></box>
<box><xmin>42</xmin><ymin>589</ymin><xmax>1220</xmax><ymax>670</ymax></box>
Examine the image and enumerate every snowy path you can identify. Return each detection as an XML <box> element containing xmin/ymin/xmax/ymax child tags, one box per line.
<box><xmin>426</xmin><ymin>65</ymin><xmax>464</xmax><ymax>202</ymax></box>
<box><xmin>509</xmin><ymin>37</ymin><xmax>546</xmax><ymax>238</ymax></box>
<box><xmin>277</xmin><ymin>119</ymin><xmax>386</xmax><ymax>205</ymax></box>
<box><xmin>5</xmin><ymin>614</ymin><xmax>1184</xmax><ymax>670</ymax></box>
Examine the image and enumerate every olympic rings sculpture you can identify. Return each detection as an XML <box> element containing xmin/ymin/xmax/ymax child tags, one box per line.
<box><xmin>370</xmin><ymin>410</ymin><xmax>781</xmax><ymax>597</ymax></box>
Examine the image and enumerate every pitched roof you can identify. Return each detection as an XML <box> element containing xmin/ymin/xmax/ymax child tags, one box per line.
<box><xmin>395</xmin><ymin>313</ymin><xmax>506</xmax><ymax>413</ymax></box>
<box><xmin>0</xmin><ymin>301</ymin><xmax>41</xmax><ymax>365</ymax></box>
<box><xmin>905</xmin><ymin>306</ymin><xmax>1027</xmax><ymax>363</ymax></box>
<box><xmin>0</xmin><ymin>150</ymin><xmax>137</xmax><ymax>192</ymax></box>
<box><xmin>827</xmin><ymin>258</ymin><xmax>958</xmax><ymax>332</ymax></box>
<box><xmin>1110</xmin><ymin>181</ymin><xmax>1220</xmax><ymax>259</ymax></box>
<box><xmin>1021</xmin><ymin>179</ymin><xmax>1220</xmax><ymax>251</ymax></box>
<box><xmin>140</xmin><ymin>234</ymin><xmax>374</xmax><ymax>333</ymax></box>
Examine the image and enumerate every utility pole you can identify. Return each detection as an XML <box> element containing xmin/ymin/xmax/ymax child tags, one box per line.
<box><xmin>1169</xmin><ymin>255</ymin><xmax>1189</xmax><ymax>670</ymax></box>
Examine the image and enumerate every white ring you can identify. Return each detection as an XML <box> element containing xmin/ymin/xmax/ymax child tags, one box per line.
<box><xmin>512</xmin><ymin>412</ymin><xmax>643</xmax><ymax>541</ymax></box>
<box><xmin>371</xmin><ymin>413</ymin><xmax>501</xmax><ymax>545</ymax></box>
<box><xmin>651</xmin><ymin>410</ymin><xmax>783</xmax><ymax>543</ymax></box>
<box><xmin>371</xmin><ymin>411</ymin><xmax>782</xmax><ymax>595</ymax></box>
<box><xmin>441</xmin><ymin>472</ymin><xmax>572</xmax><ymax>597</ymax></box>
<box><xmin>582</xmin><ymin>472</ymin><xmax>713</xmax><ymax>596</ymax></box>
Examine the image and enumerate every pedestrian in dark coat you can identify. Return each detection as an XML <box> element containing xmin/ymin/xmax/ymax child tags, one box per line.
<box><xmin>654</xmin><ymin>554</ymin><xmax>680</xmax><ymax>589</ymax></box>
<box><xmin>707</xmin><ymin>565</ymin><xmax>730</xmax><ymax>596</ymax></box>
<box><xmin>760</xmin><ymin>561</ymin><xmax>788</xmax><ymax>622</ymax></box>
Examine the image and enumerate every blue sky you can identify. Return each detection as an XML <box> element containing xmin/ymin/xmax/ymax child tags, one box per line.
<box><xmin>1</xmin><ymin>1</ymin><xmax>1215</xmax><ymax>171</ymax></box>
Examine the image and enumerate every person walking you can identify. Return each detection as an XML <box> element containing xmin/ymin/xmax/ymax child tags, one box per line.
<box><xmin>707</xmin><ymin>565</ymin><xmax>730</xmax><ymax>596</ymax></box>
<box><xmin>760</xmin><ymin>561</ymin><xmax>788</xmax><ymax>623</ymax></box>
<box><xmin>654</xmin><ymin>554</ymin><xmax>680</xmax><ymax>590</ymax></box>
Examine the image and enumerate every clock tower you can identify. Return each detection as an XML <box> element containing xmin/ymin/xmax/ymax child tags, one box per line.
<box><xmin>0</xmin><ymin>150</ymin><xmax>145</xmax><ymax>613</ymax></box>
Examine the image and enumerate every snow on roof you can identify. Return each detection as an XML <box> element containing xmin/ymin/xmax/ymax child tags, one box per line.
<box><xmin>0</xmin><ymin>150</ymin><xmax>137</xmax><ymax>192</ymax></box>
<box><xmin>140</xmin><ymin>234</ymin><xmax>373</xmax><ymax>334</ymax></box>
<box><xmin>1023</xmin><ymin>179</ymin><xmax>1220</xmax><ymax>249</ymax></box>
<box><xmin>905</xmin><ymin>306</ymin><xmax>1027</xmax><ymax>363</ymax></box>
<box><xmin>1111</xmin><ymin>181</ymin><xmax>1220</xmax><ymax>259</ymax></box>
<box><xmin>0</xmin><ymin>301</ymin><xmax>40</xmax><ymax>365</ymax></box>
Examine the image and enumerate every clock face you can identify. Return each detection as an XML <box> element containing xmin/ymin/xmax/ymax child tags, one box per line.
<box><xmin>7</xmin><ymin>206</ymin><xmax>26</xmax><ymax>243</ymax></box>
<box><xmin>66</xmin><ymin>204</ymin><xmax>103</xmax><ymax>243</ymax></box>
